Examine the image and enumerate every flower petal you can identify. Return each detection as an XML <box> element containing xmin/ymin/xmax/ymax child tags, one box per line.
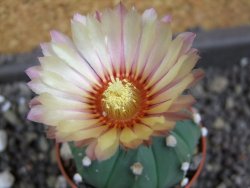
<box><xmin>174</xmin><ymin>49</ymin><xmax>199</xmax><ymax>80</ymax></box>
<box><xmin>36</xmin><ymin>93</ymin><xmax>92</xmax><ymax>111</ymax></box>
<box><xmin>95</xmin><ymin>128</ymin><xmax>119</xmax><ymax>161</ymax></box>
<box><xmin>124</xmin><ymin>8</ymin><xmax>142</xmax><ymax>76</ymax></box>
<box><xmin>168</xmin><ymin>95</ymin><xmax>196</xmax><ymax>112</ymax></box>
<box><xmin>145</xmin><ymin>35</ymin><xmax>183</xmax><ymax>87</ymax></box>
<box><xmin>27</xmin><ymin>105</ymin><xmax>96</xmax><ymax>126</ymax></box>
<box><xmin>178</xmin><ymin>32</ymin><xmax>196</xmax><ymax>54</ymax></box>
<box><xmin>133</xmin><ymin>124</ymin><xmax>153</xmax><ymax>140</ymax></box>
<box><xmin>148</xmin><ymin>53</ymin><xmax>189</xmax><ymax>94</ymax></box>
<box><xmin>150</xmin><ymin>73</ymin><xmax>194</xmax><ymax>104</ymax></box>
<box><xmin>141</xmin><ymin>116</ymin><xmax>175</xmax><ymax>131</ymax></box>
<box><xmin>86</xmin><ymin>141</ymin><xmax>97</xmax><ymax>160</ymax></box>
<box><xmin>28</xmin><ymin>79</ymin><xmax>88</xmax><ymax>102</ymax></box>
<box><xmin>73</xmin><ymin>13</ymin><xmax>86</xmax><ymax>24</ymax></box>
<box><xmin>189</xmin><ymin>68</ymin><xmax>205</xmax><ymax>87</ymax></box>
<box><xmin>29</xmin><ymin>96</ymin><xmax>40</xmax><ymax>108</ymax></box>
<box><xmin>141</xmin><ymin>21</ymin><xmax>172</xmax><ymax>80</ymax></box>
<box><xmin>40</xmin><ymin>43</ymin><xmax>55</xmax><ymax>56</ymax></box>
<box><xmin>148</xmin><ymin>73</ymin><xmax>194</xmax><ymax>113</ymax></box>
<box><xmin>50</xmin><ymin>30</ymin><xmax>73</xmax><ymax>46</ymax></box>
<box><xmin>134</xmin><ymin>13</ymin><xmax>157</xmax><ymax>78</ymax></box>
<box><xmin>101</xmin><ymin>8</ymin><xmax>124</xmax><ymax>76</ymax></box>
<box><xmin>51</xmin><ymin>42</ymin><xmax>100</xmax><ymax>86</ymax></box>
<box><xmin>142</xmin><ymin>8</ymin><xmax>157</xmax><ymax>22</ymax></box>
<box><xmin>71</xmin><ymin>18</ymin><xmax>112</xmax><ymax>80</ymax></box>
<box><xmin>58</xmin><ymin>119</ymin><xmax>100</xmax><ymax>133</ymax></box>
<box><xmin>39</xmin><ymin>56</ymin><xmax>93</xmax><ymax>92</ymax></box>
<box><xmin>120</xmin><ymin>127</ymin><xmax>142</xmax><ymax>148</ymax></box>
<box><xmin>40</xmin><ymin>71</ymin><xmax>86</xmax><ymax>96</ymax></box>
<box><xmin>161</xmin><ymin>14</ymin><xmax>172</xmax><ymax>23</ymax></box>
<box><xmin>26</xmin><ymin>66</ymin><xmax>42</xmax><ymax>80</ymax></box>
<box><xmin>57</xmin><ymin>126</ymin><xmax>107</xmax><ymax>142</ymax></box>
<box><xmin>163</xmin><ymin>112</ymin><xmax>192</xmax><ymax>121</ymax></box>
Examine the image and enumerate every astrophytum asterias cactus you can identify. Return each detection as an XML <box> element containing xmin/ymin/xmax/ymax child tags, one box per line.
<box><xmin>26</xmin><ymin>3</ymin><xmax>204</xmax><ymax>188</ymax></box>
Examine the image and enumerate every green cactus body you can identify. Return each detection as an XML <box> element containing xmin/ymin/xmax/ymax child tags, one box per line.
<box><xmin>69</xmin><ymin>120</ymin><xmax>201</xmax><ymax>188</ymax></box>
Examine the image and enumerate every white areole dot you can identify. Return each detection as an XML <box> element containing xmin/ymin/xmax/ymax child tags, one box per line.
<box><xmin>82</xmin><ymin>156</ymin><xmax>91</xmax><ymax>167</ymax></box>
<box><xmin>193</xmin><ymin>112</ymin><xmax>202</xmax><ymax>124</ymax></box>
<box><xmin>180</xmin><ymin>177</ymin><xmax>189</xmax><ymax>187</ymax></box>
<box><xmin>130</xmin><ymin>162</ymin><xmax>143</xmax><ymax>176</ymax></box>
<box><xmin>181</xmin><ymin>162</ymin><xmax>190</xmax><ymax>172</ymax></box>
<box><xmin>201</xmin><ymin>127</ymin><xmax>208</xmax><ymax>137</ymax></box>
<box><xmin>166</xmin><ymin>135</ymin><xmax>177</xmax><ymax>147</ymax></box>
<box><xmin>73</xmin><ymin>173</ymin><xmax>82</xmax><ymax>184</ymax></box>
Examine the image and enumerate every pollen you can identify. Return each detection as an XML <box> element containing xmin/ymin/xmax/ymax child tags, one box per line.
<box><xmin>102</xmin><ymin>78</ymin><xmax>140</xmax><ymax>120</ymax></box>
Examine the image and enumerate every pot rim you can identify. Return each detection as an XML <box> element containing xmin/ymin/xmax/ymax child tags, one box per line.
<box><xmin>55</xmin><ymin>126</ymin><xmax>207</xmax><ymax>188</ymax></box>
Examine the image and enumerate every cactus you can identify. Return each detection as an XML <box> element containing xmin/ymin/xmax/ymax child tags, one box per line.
<box><xmin>70</xmin><ymin>120</ymin><xmax>201</xmax><ymax>188</ymax></box>
<box><xmin>25</xmin><ymin>2</ymin><xmax>204</xmax><ymax>187</ymax></box>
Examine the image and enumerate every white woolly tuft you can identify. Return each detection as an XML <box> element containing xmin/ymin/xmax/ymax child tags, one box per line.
<box><xmin>73</xmin><ymin>173</ymin><xmax>82</xmax><ymax>184</ymax></box>
<box><xmin>166</xmin><ymin>135</ymin><xmax>177</xmax><ymax>147</ymax></box>
<box><xmin>181</xmin><ymin>162</ymin><xmax>190</xmax><ymax>172</ymax></box>
<box><xmin>201</xmin><ymin>127</ymin><xmax>208</xmax><ymax>137</ymax></box>
<box><xmin>180</xmin><ymin>177</ymin><xmax>189</xmax><ymax>187</ymax></box>
<box><xmin>82</xmin><ymin>156</ymin><xmax>91</xmax><ymax>167</ymax></box>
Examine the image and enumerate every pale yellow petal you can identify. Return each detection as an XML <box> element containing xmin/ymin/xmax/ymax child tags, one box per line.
<box><xmin>58</xmin><ymin>119</ymin><xmax>100</xmax><ymax>133</ymax></box>
<box><xmin>124</xmin><ymin>9</ymin><xmax>141</xmax><ymax>76</ymax></box>
<box><xmin>71</xmin><ymin>18</ymin><xmax>112</xmax><ymax>79</ymax></box>
<box><xmin>146</xmin><ymin>36</ymin><xmax>183</xmax><ymax>86</ymax></box>
<box><xmin>101</xmin><ymin>9</ymin><xmax>122</xmax><ymax>75</ymax></box>
<box><xmin>175</xmin><ymin>50</ymin><xmax>199</xmax><ymax>80</ymax></box>
<box><xmin>40</xmin><ymin>71</ymin><xmax>84</xmax><ymax>96</ymax></box>
<box><xmin>95</xmin><ymin>128</ymin><xmax>119</xmax><ymax>161</ymax></box>
<box><xmin>120</xmin><ymin>127</ymin><xmax>142</xmax><ymax>148</ymax></box>
<box><xmin>40</xmin><ymin>43</ymin><xmax>55</xmax><ymax>56</ymax></box>
<box><xmin>40</xmin><ymin>56</ymin><xmax>92</xmax><ymax>92</ymax></box>
<box><xmin>142</xmin><ymin>8</ymin><xmax>157</xmax><ymax>23</ymax></box>
<box><xmin>86</xmin><ymin>16</ymin><xmax>113</xmax><ymax>78</ymax></box>
<box><xmin>37</xmin><ymin>93</ymin><xmax>91</xmax><ymax>110</ymax></box>
<box><xmin>133</xmin><ymin>124</ymin><xmax>153</xmax><ymax>140</ymax></box>
<box><xmin>28</xmin><ymin>105</ymin><xmax>94</xmax><ymax>126</ymax></box>
<box><xmin>149</xmin><ymin>54</ymin><xmax>189</xmax><ymax>94</ymax></box>
<box><xmin>96</xmin><ymin>128</ymin><xmax>117</xmax><ymax>151</ymax></box>
<box><xmin>57</xmin><ymin>126</ymin><xmax>107</xmax><ymax>141</ymax></box>
<box><xmin>51</xmin><ymin>42</ymin><xmax>100</xmax><ymax>86</ymax></box>
<box><xmin>140</xmin><ymin>116</ymin><xmax>175</xmax><ymax>131</ymax></box>
<box><xmin>141</xmin><ymin>22</ymin><xmax>172</xmax><ymax>78</ymax></box>
<box><xmin>27</xmin><ymin>78</ymin><xmax>87</xmax><ymax>103</ymax></box>
<box><xmin>148</xmin><ymin>74</ymin><xmax>194</xmax><ymax>111</ymax></box>
<box><xmin>134</xmin><ymin>19</ymin><xmax>157</xmax><ymax>78</ymax></box>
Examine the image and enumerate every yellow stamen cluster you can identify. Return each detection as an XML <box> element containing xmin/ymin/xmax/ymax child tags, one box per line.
<box><xmin>102</xmin><ymin>78</ymin><xmax>139</xmax><ymax>120</ymax></box>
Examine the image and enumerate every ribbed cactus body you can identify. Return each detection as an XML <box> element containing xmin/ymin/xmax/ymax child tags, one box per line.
<box><xmin>70</xmin><ymin>120</ymin><xmax>201</xmax><ymax>188</ymax></box>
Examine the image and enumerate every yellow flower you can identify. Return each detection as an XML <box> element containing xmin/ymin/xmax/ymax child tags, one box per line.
<box><xmin>26</xmin><ymin>3</ymin><xmax>204</xmax><ymax>161</ymax></box>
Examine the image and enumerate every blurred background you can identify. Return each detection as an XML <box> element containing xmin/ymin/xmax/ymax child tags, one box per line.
<box><xmin>0</xmin><ymin>0</ymin><xmax>250</xmax><ymax>187</ymax></box>
<box><xmin>1</xmin><ymin>0</ymin><xmax>250</xmax><ymax>53</ymax></box>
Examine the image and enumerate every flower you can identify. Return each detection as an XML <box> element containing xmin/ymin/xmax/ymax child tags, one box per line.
<box><xmin>26</xmin><ymin>3</ymin><xmax>204</xmax><ymax>161</ymax></box>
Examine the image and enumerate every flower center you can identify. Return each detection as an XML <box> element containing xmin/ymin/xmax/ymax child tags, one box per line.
<box><xmin>102</xmin><ymin>78</ymin><xmax>140</xmax><ymax>120</ymax></box>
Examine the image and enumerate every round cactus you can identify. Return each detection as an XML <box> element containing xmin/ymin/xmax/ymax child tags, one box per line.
<box><xmin>70</xmin><ymin>120</ymin><xmax>201</xmax><ymax>188</ymax></box>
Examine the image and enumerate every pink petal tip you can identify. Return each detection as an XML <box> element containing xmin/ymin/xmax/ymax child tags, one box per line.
<box><xmin>161</xmin><ymin>15</ymin><xmax>172</xmax><ymax>23</ymax></box>
<box><xmin>73</xmin><ymin>13</ymin><xmax>86</xmax><ymax>24</ymax></box>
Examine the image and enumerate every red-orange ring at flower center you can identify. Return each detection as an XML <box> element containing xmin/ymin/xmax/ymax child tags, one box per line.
<box><xmin>93</xmin><ymin>76</ymin><xmax>148</xmax><ymax>129</ymax></box>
